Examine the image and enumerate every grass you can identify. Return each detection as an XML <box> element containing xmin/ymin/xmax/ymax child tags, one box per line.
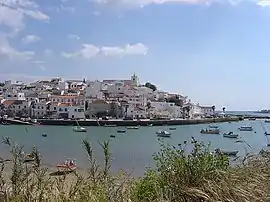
<box><xmin>0</xmin><ymin>136</ymin><xmax>270</xmax><ymax>201</ymax></box>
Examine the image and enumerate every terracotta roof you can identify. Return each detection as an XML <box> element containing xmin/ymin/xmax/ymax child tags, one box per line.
<box><xmin>3</xmin><ymin>100</ymin><xmax>15</xmax><ymax>106</ymax></box>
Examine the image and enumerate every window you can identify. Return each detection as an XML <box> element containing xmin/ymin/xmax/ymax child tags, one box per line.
<box><xmin>24</xmin><ymin>106</ymin><xmax>26</xmax><ymax>108</ymax></box>
<box><xmin>65</xmin><ymin>108</ymin><xmax>67</xmax><ymax>111</ymax></box>
<box><xmin>42</xmin><ymin>106</ymin><xmax>44</xmax><ymax>109</ymax></box>
<box><xmin>37</xmin><ymin>112</ymin><xmax>40</xmax><ymax>115</ymax></box>
<box><xmin>59</xmin><ymin>108</ymin><xmax>62</xmax><ymax>111</ymax></box>
<box><xmin>18</xmin><ymin>106</ymin><xmax>20</xmax><ymax>109</ymax></box>
<box><xmin>37</xmin><ymin>106</ymin><xmax>40</xmax><ymax>109</ymax></box>
<box><xmin>74</xmin><ymin>109</ymin><xmax>77</xmax><ymax>112</ymax></box>
<box><xmin>54</xmin><ymin>107</ymin><xmax>56</xmax><ymax>110</ymax></box>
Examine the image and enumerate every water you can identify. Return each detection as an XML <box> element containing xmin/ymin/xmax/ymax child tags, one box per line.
<box><xmin>0</xmin><ymin>119</ymin><xmax>269</xmax><ymax>176</ymax></box>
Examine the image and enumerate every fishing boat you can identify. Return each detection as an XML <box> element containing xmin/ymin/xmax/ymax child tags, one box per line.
<box><xmin>57</xmin><ymin>159</ymin><xmax>76</xmax><ymax>170</ymax></box>
<box><xmin>209</xmin><ymin>125</ymin><xmax>219</xmax><ymax>129</ymax></box>
<box><xmin>117</xmin><ymin>130</ymin><xmax>126</xmax><ymax>133</ymax></box>
<box><xmin>104</xmin><ymin>124</ymin><xmax>117</xmax><ymax>127</ymax></box>
<box><xmin>156</xmin><ymin>130</ymin><xmax>171</xmax><ymax>138</ymax></box>
<box><xmin>238</xmin><ymin>126</ymin><xmax>253</xmax><ymax>131</ymax></box>
<box><xmin>73</xmin><ymin>120</ymin><xmax>87</xmax><ymax>132</ymax></box>
<box><xmin>127</xmin><ymin>126</ymin><xmax>139</xmax><ymax>130</ymax></box>
<box><xmin>200</xmin><ymin>128</ymin><xmax>220</xmax><ymax>134</ymax></box>
<box><xmin>169</xmin><ymin>127</ymin><xmax>176</xmax><ymax>130</ymax></box>
<box><xmin>216</xmin><ymin>149</ymin><xmax>238</xmax><ymax>156</ymax></box>
<box><xmin>223</xmin><ymin>132</ymin><xmax>239</xmax><ymax>139</ymax></box>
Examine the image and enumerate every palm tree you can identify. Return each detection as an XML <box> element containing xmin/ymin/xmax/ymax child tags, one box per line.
<box><xmin>222</xmin><ymin>107</ymin><xmax>226</xmax><ymax>113</ymax></box>
<box><xmin>212</xmin><ymin>105</ymin><xmax>216</xmax><ymax>117</ymax></box>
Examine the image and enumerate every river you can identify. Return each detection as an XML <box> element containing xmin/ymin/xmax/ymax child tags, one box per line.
<box><xmin>0</xmin><ymin>119</ymin><xmax>269</xmax><ymax>176</ymax></box>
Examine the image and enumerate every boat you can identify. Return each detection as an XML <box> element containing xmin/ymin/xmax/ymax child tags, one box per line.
<box><xmin>248</xmin><ymin>118</ymin><xmax>256</xmax><ymax>121</ymax></box>
<box><xmin>57</xmin><ymin>159</ymin><xmax>76</xmax><ymax>170</ymax></box>
<box><xmin>147</xmin><ymin>124</ymin><xmax>153</xmax><ymax>127</ymax></box>
<box><xmin>209</xmin><ymin>125</ymin><xmax>219</xmax><ymax>129</ymax></box>
<box><xmin>200</xmin><ymin>128</ymin><xmax>220</xmax><ymax>134</ymax></box>
<box><xmin>73</xmin><ymin>126</ymin><xmax>87</xmax><ymax>132</ymax></box>
<box><xmin>169</xmin><ymin>127</ymin><xmax>176</xmax><ymax>130</ymax></box>
<box><xmin>127</xmin><ymin>126</ymin><xmax>139</xmax><ymax>130</ymax></box>
<box><xmin>238</xmin><ymin>126</ymin><xmax>253</xmax><ymax>131</ymax></box>
<box><xmin>1</xmin><ymin>122</ymin><xmax>10</xmax><ymax>125</ymax></box>
<box><xmin>104</xmin><ymin>124</ymin><xmax>117</xmax><ymax>127</ymax></box>
<box><xmin>110</xmin><ymin>135</ymin><xmax>116</xmax><ymax>138</ymax></box>
<box><xmin>265</xmin><ymin>120</ymin><xmax>270</xmax><ymax>123</ymax></box>
<box><xmin>42</xmin><ymin>133</ymin><xmax>47</xmax><ymax>137</ymax></box>
<box><xmin>117</xmin><ymin>130</ymin><xmax>126</xmax><ymax>133</ymax></box>
<box><xmin>216</xmin><ymin>149</ymin><xmax>238</xmax><ymax>156</ymax></box>
<box><xmin>265</xmin><ymin>132</ymin><xmax>270</xmax><ymax>136</ymax></box>
<box><xmin>223</xmin><ymin>132</ymin><xmax>239</xmax><ymax>139</ymax></box>
<box><xmin>156</xmin><ymin>130</ymin><xmax>171</xmax><ymax>137</ymax></box>
<box><xmin>73</xmin><ymin>120</ymin><xmax>87</xmax><ymax>132</ymax></box>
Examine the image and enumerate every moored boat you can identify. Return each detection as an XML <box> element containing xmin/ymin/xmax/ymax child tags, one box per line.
<box><xmin>209</xmin><ymin>125</ymin><xmax>219</xmax><ymax>129</ymax></box>
<box><xmin>216</xmin><ymin>149</ymin><xmax>238</xmax><ymax>156</ymax></box>
<box><xmin>169</xmin><ymin>127</ymin><xmax>176</xmax><ymax>130</ymax></box>
<box><xmin>248</xmin><ymin>118</ymin><xmax>256</xmax><ymax>121</ymax></box>
<box><xmin>117</xmin><ymin>130</ymin><xmax>126</xmax><ymax>133</ymax></box>
<box><xmin>223</xmin><ymin>132</ymin><xmax>239</xmax><ymax>139</ymax></box>
<box><xmin>265</xmin><ymin>120</ymin><xmax>270</xmax><ymax>123</ymax></box>
<box><xmin>200</xmin><ymin>128</ymin><xmax>220</xmax><ymax>134</ymax></box>
<box><xmin>73</xmin><ymin>126</ymin><xmax>87</xmax><ymax>132</ymax></box>
<box><xmin>57</xmin><ymin>159</ymin><xmax>76</xmax><ymax>170</ymax></box>
<box><xmin>238</xmin><ymin>126</ymin><xmax>253</xmax><ymax>131</ymax></box>
<box><xmin>127</xmin><ymin>126</ymin><xmax>139</xmax><ymax>130</ymax></box>
<box><xmin>156</xmin><ymin>130</ymin><xmax>171</xmax><ymax>137</ymax></box>
<box><xmin>104</xmin><ymin>124</ymin><xmax>117</xmax><ymax>127</ymax></box>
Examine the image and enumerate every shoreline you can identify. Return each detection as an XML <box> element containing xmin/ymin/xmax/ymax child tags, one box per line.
<box><xmin>4</xmin><ymin>117</ymin><xmax>243</xmax><ymax>126</ymax></box>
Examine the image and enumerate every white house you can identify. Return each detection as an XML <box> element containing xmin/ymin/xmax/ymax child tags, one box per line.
<box><xmin>126</xmin><ymin>104</ymin><xmax>147</xmax><ymax>119</ymax></box>
<box><xmin>49</xmin><ymin>103</ymin><xmax>85</xmax><ymax>119</ymax></box>
<box><xmin>32</xmin><ymin>101</ymin><xmax>48</xmax><ymax>118</ymax></box>
<box><xmin>49</xmin><ymin>95</ymin><xmax>84</xmax><ymax>105</ymax></box>
<box><xmin>150</xmin><ymin>101</ymin><xmax>183</xmax><ymax>118</ymax></box>
<box><xmin>85</xmin><ymin>81</ymin><xmax>103</xmax><ymax>99</ymax></box>
<box><xmin>4</xmin><ymin>92</ymin><xmax>26</xmax><ymax>100</ymax></box>
<box><xmin>200</xmin><ymin>106</ymin><xmax>214</xmax><ymax>117</ymax></box>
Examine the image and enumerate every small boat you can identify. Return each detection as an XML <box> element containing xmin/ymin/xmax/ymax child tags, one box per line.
<box><xmin>265</xmin><ymin>120</ymin><xmax>270</xmax><ymax>123</ymax></box>
<box><xmin>1</xmin><ymin>122</ymin><xmax>10</xmax><ymax>125</ymax></box>
<box><xmin>57</xmin><ymin>159</ymin><xmax>76</xmax><ymax>170</ymax></box>
<box><xmin>42</xmin><ymin>133</ymin><xmax>47</xmax><ymax>137</ymax></box>
<box><xmin>110</xmin><ymin>135</ymin><xmax>116</xmax><ymax>138</ymax></box>
<box><xmin>216</xmin><ymin>149</ymin><xmax>238</xmax><ymax>156</ymax></box>
<box><xmin>104</xmin><ymin>124</ymin><xmax>117</xmax><ymax>127</ymax></box>
<box><xmin>223</xmin><ymin>132</ymin><xmax>239</xmax><ymax>138</ymax></box>
<box><xmin>200</xmin><ymin>128</ymin><xmax>220</xmax><ymax>134</ymax></box>
<box><xmin>73</xmin><ymin>126</ymin><xmax>87</xmax><ymax>132</ymax></box>
<box><xmin>147</xmin><ymin>124</ymin><xmax>153</xmax><ymax>127</ymax></box>
<box><xmin>169</xmin><ymin>127</ymin><xmax>176</xmax><ymax>130</ymax></box>
<box><xmin>248</xmin><ymin>118</ymin><xmax>256</xmax><ymax>121</ymax></box>
<box><xmin>209</xmin><ymin>125</ymin><xmax>219</xmax><ymax>129</ymax></box>
<box><xmin>265</xmin><ymin>132</ymin><xmax>270</xmax><ymax>136</ymax></box>
<box><xmin>127</xmin><ymin>126</ymin><xmax>139</xmax><ymax>130</ymax></box>
<box><xmin>238</xmin><ymin>126</ymin><xmax>253</xmax><ymax>131</ymax></box>
<box><xmin>156</xmin><ymin>130</ymin><xmax>171</xmax><ymax>137</ymax></box>
<box><xmin>117</xmin><ymin>130</ymin><xmax>126</xmax><ymax>133</ymax></box>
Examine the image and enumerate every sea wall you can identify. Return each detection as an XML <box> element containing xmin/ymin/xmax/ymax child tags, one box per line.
<box><xmin>35</xmin><ymin>117</ymin><xmax>241</xmax><ymax>126</ymax></box>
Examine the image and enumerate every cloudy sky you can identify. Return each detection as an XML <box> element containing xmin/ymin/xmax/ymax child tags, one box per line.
<box><xmin>0</xmin><ymin>0</ymin><xmax>270</xmax><ymax>110</ymax></box>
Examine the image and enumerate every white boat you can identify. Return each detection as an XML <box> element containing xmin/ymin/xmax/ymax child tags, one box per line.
<box><xmin>216</xmin><ymin>149</ymin><xmax>238</xmax><ymax>156</ymax></box>
<box><xmin>238</xmin><ymin>126</ymin><xmax>253</xmax><ymax>131</ymax></box>
<box><xmin>156</xmin><ymin>130</ymin><xmax>171</xmax><ymax>137</ymax></box>
<box><xmin>223</xmin><ymin>132</ymin><xmax>239</xmax><ymax>138</ymax></box>
<box><xmin>73</xmin><ymin>126</ymin><xmax>87</xmax><ymax>132</ymax></box>
<box><xmin>200</xmin><ymin>128</ymin><xmax>220</xmax><ymax>134</ymax></box>
<box><xmin>127</xmin><ymin>126</ymin><xmax>139</xmax><ymax>130</ymax></box>
<box><xmin>209</xmin><ymin>125</ymin><xmax>219</xmax><ymax>129</ymax></box>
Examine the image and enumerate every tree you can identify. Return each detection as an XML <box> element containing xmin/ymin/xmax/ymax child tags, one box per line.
<box><xmin>212</xmin><ymin>105</ymin><xmax>216</xmax><ymax>116</ymax></box>
<box><xmin>145</xmin><ymin>82</ymin><xmax>157</xmax><ymax>92</ymax></box>
<box><xmin>167</xmin><ymin>96</ymin><xmax>184</xmax><ymax>107</ymax></box>
<box><xmin>222</xmin><ymin>107</ymin><xmax>226</xmax><ymax>113</ymax></box>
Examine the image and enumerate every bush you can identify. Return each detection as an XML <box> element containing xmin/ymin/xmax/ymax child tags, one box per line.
<box><xmin>0</xmin><ymin>136</ymin><xmax>270</xmax><ymax>201</ymax></box>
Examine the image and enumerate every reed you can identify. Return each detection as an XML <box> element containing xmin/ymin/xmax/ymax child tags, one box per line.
<box><xmin>0</xmin><ymin>136</ymin><xmax>269</xmax><ymax>202</ymax></box>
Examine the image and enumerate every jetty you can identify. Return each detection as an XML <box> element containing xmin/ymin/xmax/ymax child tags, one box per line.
<box><xmin>31</xmin><ymin>117</ymin><xmax>242</xmax><ymax>127</ymax></box>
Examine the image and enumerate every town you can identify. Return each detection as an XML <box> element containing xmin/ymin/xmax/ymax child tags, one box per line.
<box><xmin>0</xmin><ymin>74</ymin><xmax>216</xmax><ymax>121</ymax></box>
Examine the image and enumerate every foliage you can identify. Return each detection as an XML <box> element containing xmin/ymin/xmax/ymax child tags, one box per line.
<box><xmin>145</xmin><ymin>82</ymin><xmax>157</xmax><ymax>92</ymax></box>
<box><xmin>1</xmin><ymin>136</ymin><xmax>270</xmax><ymax>201</ymax></box>
<box><xmin>166</xmin><ymin>95</ymin><xmax>184</xmax><ymax>107</ymax></box>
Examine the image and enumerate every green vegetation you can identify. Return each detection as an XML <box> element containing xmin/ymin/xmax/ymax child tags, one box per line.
<box><xmin>145</xmin><ymin>82</ymin><xmax>157</xmax><ymax>92</ymax></box>
<box><xmin>0</xmin><ymin>136</ymin><xmax>269</xmax><ymax>201</ymax></box>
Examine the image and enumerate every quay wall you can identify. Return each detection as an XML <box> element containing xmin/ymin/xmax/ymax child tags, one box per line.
<box><xmin>33</xmin><ymin>117</ymin><xmax>241</xmax><ymax>127</ymax></box>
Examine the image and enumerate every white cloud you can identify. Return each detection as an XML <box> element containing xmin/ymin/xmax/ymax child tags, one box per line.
<box><xmin>62</xmin><ymin>43</ymin><xmax>148</xmax><ymax>59</ymax></box>
<box><xmin>258</xmin><ymin>0</ymin><xmax>270</xmax><ymax>7</ymax></box>
<box><xmin>67</xmin><ymin>34</ymin><xmax>80</xmax><ymax>40</ymax></box>
<box><xmin>44</xmin><ymin>48</ymin><xmax>53</xmax><ymax>55</ymax></box>
<box><xmin>0</xmin><ymin>33</ymin><xmax>35</xmax><ymax>60</ymax></box>
<box><xmin>39</xmin><ymin>66</ymin><xmax>46</xmax><ymax>71</ymax></box>
<box><xmin>32</xmin><ymin>60</ymin><xmax>44</xmax><ymax>64</ymax></box>
<box><xmin>0</xmin><ymin>0</ymin><xmax>49</xmax><ymax>30</ymax></box>
<box><xmin>22</xmin><ymin>35</ymin><xmax>41</xmax><ymax>44</ymax></box>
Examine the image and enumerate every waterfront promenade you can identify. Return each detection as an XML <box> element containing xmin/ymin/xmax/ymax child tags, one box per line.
<box><xmin>35</xmin><ymin>117</ymin><xmax>240</xmax><ymax>126</ymax></box>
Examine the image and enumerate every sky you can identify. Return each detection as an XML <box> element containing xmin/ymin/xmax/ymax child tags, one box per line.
<box><xmin>0</xmin><ymin>0</ymin><xmax>270</xmax><ymax>111</ymax></box>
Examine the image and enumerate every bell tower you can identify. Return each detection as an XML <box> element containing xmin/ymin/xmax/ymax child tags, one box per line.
<box><xmin>131</xmin><ymin>73</ymin><xmax>139</xmax><ymax>86</ymax></box>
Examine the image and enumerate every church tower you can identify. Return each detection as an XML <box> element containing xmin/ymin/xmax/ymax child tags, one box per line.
<box><xmin>131</xmin><ymin>73</ymin><xmax>139</xmax><ymax>86</ymax></box>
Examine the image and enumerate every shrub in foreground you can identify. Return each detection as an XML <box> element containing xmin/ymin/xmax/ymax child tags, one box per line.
<box><xmin>0</xmin><ymin>136</ymin><xmax>270</xmax><ymax>201</ymax></box>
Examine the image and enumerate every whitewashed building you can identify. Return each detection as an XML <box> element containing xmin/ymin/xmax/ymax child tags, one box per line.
<box><xmin>85</xmin><ymin>81</ymin><xmax>103</xmax><ymax>99</ymax></box>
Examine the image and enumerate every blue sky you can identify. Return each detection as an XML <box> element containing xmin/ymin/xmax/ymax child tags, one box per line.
<box><xmin>0</xmin><ymin>0</ymin><xmax>270</xmax><ymax>111</ymax></box>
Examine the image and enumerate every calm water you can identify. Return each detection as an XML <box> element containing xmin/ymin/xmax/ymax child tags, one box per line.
<box><xmin>0</xmin><ymin>120</ymin><xmax>269</xmax><ymax>176</ymax></box>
